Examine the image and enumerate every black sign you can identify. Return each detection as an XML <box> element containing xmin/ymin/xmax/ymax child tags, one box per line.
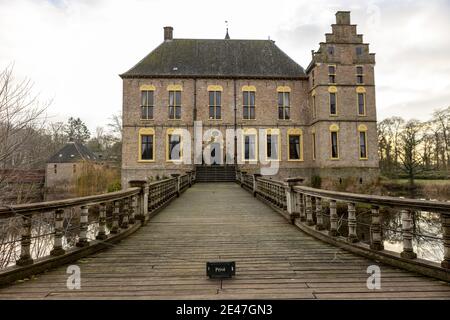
<box><xmin>206</xmin><ymin>261</ymin><xmax>235</xmax><ymax>279</ymax></box>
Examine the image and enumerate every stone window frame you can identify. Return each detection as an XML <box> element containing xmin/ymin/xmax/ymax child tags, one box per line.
<box><xmin>242</xmin><ymin>85</ymin><xmax>256</xmax><ymax>120</ymax></box>
<box><xmin>328</xmin><ymin>86</ymin><xmax>338</xmax><ymax>116</ymax></box>
<box><xmin>358</xmin><ymin>124</ymin><xmax>369</xmax><ymax>160</ymax></box>
<box><xmin>241</xmin><ymin>128</ymin><xmax>258</xmax><ymax>162</ymax></box>
<box><xmin>166</xmin><ymin>128</ymin><xmax>183</xmax><ymax>163</ymax></box>
<box><xmin>207</xmin><ymin>85</ymin><xmax>223</xmax><ymax>120</ymax></box>
<box><xmin>277</xmin><ymin>86</ymin><xmax>291</xmax><ymax>121</ymax></box>
<box><xmin>356</xmin><ymin>86</ymin><xmax>367</xmax><ymax>116</ymax></box>
<box><xmin>140</xmin><ymin>85</ymin><xmax>155</xmax><ymax>121</ymax></box>
<box><xmin>311</xmin><ymin>90</ymin><xmax>317</xmax><ymax>119</ymax></box>
<box><xmin>356</xmin><ymin>65</ymin><xmax>364</xmax><ymax>84</ymax></box>
<box><xmin>263</xmin><ymin>128</ymin><xmax>281</xmax><ymax>162</ymax></box>
<box><xmin>328</xmin><ymin>64</ymin><xmax>336</xmax><ymax>84</ymax></box>
<box><xmin>167</xmin><ymin>84</ymin><xmax>182</xmax><ymax>120</ymax></box>
<box><xmin>311</xmin><ymin>129</ymin><xmax>316</xmax><ymax>161</ymax></box>
<box><xmin>329</xmin><ymin>124</ymin><xmax>340</xmax><ymax>160</ymax></box>
<box><xmin>138</xmin><ymin>128</ymin><xmax>156</xmax><ymax>162</ymax></box>
<box><xmin>287</xmin><ymin>128</ymin><xmax>303</xmax><ymax>162</ymax></box>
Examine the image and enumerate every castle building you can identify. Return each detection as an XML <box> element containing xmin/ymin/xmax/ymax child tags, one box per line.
<box><xmin>120</xmin><ymin>11</ymin><xmax>379</xmax><ymax>187</ymax></box>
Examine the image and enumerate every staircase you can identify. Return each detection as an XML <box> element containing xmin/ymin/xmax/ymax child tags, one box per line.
<box><xmin>195</xmin><ymin>165</ymin><xmax>236</xmax><ymax>182</ymax></box>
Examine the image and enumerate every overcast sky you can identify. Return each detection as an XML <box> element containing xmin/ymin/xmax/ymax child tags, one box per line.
<box><xmin>0</xmin><ymin>0</ymin><xmax>449</xmax><ymax>132</ymax></box>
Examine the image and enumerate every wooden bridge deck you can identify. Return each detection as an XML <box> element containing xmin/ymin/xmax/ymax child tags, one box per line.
<box><xmin>1</xmin><ymin>183</ymin><xmax>449</xmax><ymax>299</ymax></box>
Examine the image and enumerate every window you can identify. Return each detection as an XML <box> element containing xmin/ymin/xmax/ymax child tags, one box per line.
<box><xmin>312</xmin><ymin>132</ymin><xmax>316</xmax><ymax>160</ymax></box>
<box><xmin>73</xmin><ymin>164</ymin><xmax>76</xmax><ymax>174</ymax></box>
<box><xmin>141</xmin><ymin>90</ymin><xmax>154</xmax><ymax>120</ymax></box>
<box><xmin>168</xmin><ymin>90</ymin><xmax>181</xmax><ymax>119</ymax></box>
<box><xmin>329</xmin><ymin>93</ymin><xmax>337</xmax><ymax>115</ymax></box>
<box><xmin>266</xmin><ymin>132</ymin><xmax>280</xmax><ymax>160</ymax></box>
<box><xmin>328</xmin><ymin>65</ymin><xmax>336</xmax><ymax>83</ymax></box>
<box><xmin>356</xmin><ymin>66</ymin><xmax>364</xmax><ymax>84</ymax></box>
<box><xmin>278</xmin><ymin>91</ymin><xmax>290</xmax><ymax>120</ymax></box>
<box><xmin>329</xmin><ymin>124</ymin><xmax>339</xmax><ymax>159</ymax></box>
<box><xmin>328</xmin><ymin>46</ymin><xmax>335</xmax><ymax>55</ymax></box>
<box><xmin>208</xmin><ymin>91</ymin><xmax>221</xmax><ymax>119</ymax></box>
<box><xmin>312</xmin><ymin>93</ymin><xmax>317</xmax><ymax>119</ymax></box>
<box><xmin>139</xmin><ymin>128</ymin><xmax>155</xmax><ymax>161</ymax></box>
<box><xmin>356</xmin><ymin>47</ymin><xmax>363</xmax><ymax>56</ymax></box>
<box><xmin>141</xmin><ymin>135</ymin><xmax>154</xmax><ymax>160</ymax></box>
<box><xmin>288</xmin><ymin>129</ymin><xmax>303</xmax><ymax>161</ymax></box>
<box><xmin>54</xmin><ymin>164</ymin><xmax>57</xmax><ymax>174</ymax></box>
<box><xmin>243</xmin><ymin>90</ymin><xmax>256</xmax><ymax>119</ymax></box>
<box><xmin>358</xmin><ymin>93</ymin><xmax>366</xmax><ymax>115</ymax></box>
<box><xmin>243</xmin><ymin>134</ymin><xmax>257</xmax><ymax>161</ymax></box>
<box><xmin>312</xmin><ymin>70</ymin><xmax>315</xmax><ymax>86</ymax></box>
<box><xmin>167</xmin><ymin>133</ymin><xmax>181</xmax><ymax>161</ymax></box>
<box><xmin>358</xmin><ymin>125</ymin><xmax>368</xmax><ymax>159</ymax></box>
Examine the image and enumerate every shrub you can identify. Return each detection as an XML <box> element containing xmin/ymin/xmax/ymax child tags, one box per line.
<box><xmin>311</xmin><ymin>175</ymin><xmax>322</xmax><ymax>188</ymax></box>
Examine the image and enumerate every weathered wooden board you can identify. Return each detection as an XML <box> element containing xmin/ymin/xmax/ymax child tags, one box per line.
<box><xmin>0</xmin><ymin>183</ymin><xmax>448</xmax><ymax>299</ymax></box>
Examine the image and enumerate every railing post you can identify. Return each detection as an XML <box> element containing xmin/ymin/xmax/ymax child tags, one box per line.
<box><xmin>111</xmin><ymin>200</ymin><xmax>120</xmax><ymax>234</ymax></box>
<box><xmin>315</xmin><ymin>197</ymin><xmax>324</xmax><ymax>230</ymax></box>
<box><xmin>306</xmin><ymin>195</ymin><xmax>314</xmax><ymax>226</ymax></box>
<box><xmin>370</xmin><ymin>205</ymin><xmax>384</xmax><ymax>251</ymax></box>
<box><xmin>16</xmin><ymin>215</ymin><xmax>33</xmax><ymax>266</ymax></box>
<box><xmin>400</xmin><ymin>209</ymin><xmax>417</xmax><ymax>259</ymax></box>
<box><xmin>299</xmin><ymin>193</ymin><xmax>306</xmax><ymax>221</ymax></box>
<box><xmin>142</xmin><ymin>184</ymin><xmax>149</xmax><ymax>222</ymax></box>
<box><xmin>329</xmin><ymin>200</ymin><xmax>338</xmax><ymax>236</ymax></box>
<box><xmin>240</xmin><ymin>171</ymin><xmax>246</xmax><ymax>187</ymax></box>
<box><xmin>252</xmin><ymin>174</ymin><xmax>261</xmax><ymax>196</ymax></box>
<box><xmin>347</xmin><ymin>202</ymin><xmax>358</xmax><ymax>243</ymax></box>
<box><xmin>284</xmin><ymin>178</ymin><xmax>303</xmax><ymax>223</ymax></box>
<box><xmin>76</xmin><ymin>205</ymin><xmax>89</xmax><ymax>247</ymax></box>
<box><xmin>129</xmin><ymin>195</ymin><xmax>137</xmax><ymax>224</ymax></box>
<box><xmin>50</xmin><ymin>208</ymin><xmax>66</xmax><ymax>256</ymax></box>
<box><xmin>442</xmin><ymin>213</ymin><xmax>450</xmax><ymax>269</ymax></box>
<box><xmin>96</xmin><ymin>203</ymin><xmax>107</xmax><ymax>240</ymax></box>
<box><xmin>187</xmin><ymin>170</ymin><xmax>192</xmax><ymax>187</ymax></box>
<box><xmin>121</xmin><ymin>197</ymin><xmax>129</xmax><ymax>228</ymax></box>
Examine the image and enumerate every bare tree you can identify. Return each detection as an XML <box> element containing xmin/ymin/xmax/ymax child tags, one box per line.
<box><xmin>398</xmin><ymin>120</ymin><xmax>423</xmax><ymax>187</ymax></box>
<box><xmin>0</xmin><ymin>66</ymin><xmax>51</xmax><ymax>204</ymax></box>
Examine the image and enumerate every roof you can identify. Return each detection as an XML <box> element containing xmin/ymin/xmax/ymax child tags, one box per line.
<box><xmin>120</xmin><ymin>39</ymin><xmax>306</xmax><ymax>79</ymax></box>
<box><xmin>47</xmin><ymin>142</ymin><xmax>98</xmax><ymax>163</ymax></box>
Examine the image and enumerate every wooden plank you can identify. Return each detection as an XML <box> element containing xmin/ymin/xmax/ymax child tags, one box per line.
<box><xmin>0</xmin><ymin>183</ymin><xmax>448</xmax><ymax>300</ymax></box>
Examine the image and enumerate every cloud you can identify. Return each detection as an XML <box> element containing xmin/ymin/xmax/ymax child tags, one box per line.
<box><xmin>0</xmin><ymin>0</ymin><xmax>449</xmax><ymax>133</ymax></box>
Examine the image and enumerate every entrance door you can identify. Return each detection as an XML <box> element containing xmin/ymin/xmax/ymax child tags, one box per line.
<box><xmin>210</xmin><ymin>143</ymin><xmax>221</xmax><ymax>165</ymax></box>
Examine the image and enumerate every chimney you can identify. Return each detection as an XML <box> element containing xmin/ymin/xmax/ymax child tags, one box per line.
<box><xmin>335</xmin><ymin>11</ymin><xmax>351</xmax><ymax>25</ymax></box>
<box><xmin>164</xmin><ymin>26</ymin><xmax>173</xmax><ymax>41</ymax></box>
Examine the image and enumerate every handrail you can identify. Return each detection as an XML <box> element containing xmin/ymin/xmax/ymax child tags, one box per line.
<box><xmin>0</xmin><ymin>171</ymin><xmax>196</xmax><ymax>285</ymax></box>
<box><xmin>294</xmin><ymin>185</ymin><xmax>450</xmax><ymax>213</ymax></box>
<box><xmin>235</xmin><ymin>172</ymin><xmax>450</xmax><ymax>281</ymax></box>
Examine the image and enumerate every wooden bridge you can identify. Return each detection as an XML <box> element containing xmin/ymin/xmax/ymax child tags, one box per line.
<box><xmin>0</xmin><ymin>172</ymin><xmax>449</xmax><ymax>299</ymax></box>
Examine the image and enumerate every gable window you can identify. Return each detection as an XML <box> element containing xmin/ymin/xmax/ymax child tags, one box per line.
<box><xmin>139</xmin><ymin>128</ymin><xmax>155</xmax><ymax>161</ymax></box>
<box><xmin>208</xmin><ymin>90</ymin><xmax>222</xmax><ymax>120</ymax></box>
<box><xmin>328</xmin><ymin>65</ymin><xmax>336</xmax><ymax>84</ymax></box>
<box><xmin>54</xmin><ymin>164</ymin><xmax>57</xmax><ymax>174</ymax></box>
<box><xmin>243</xmin><ymin>133</ymin><xmax>257</xmax><ymax>161</ymax></box>
<box><xmin>358</xmin><ymin>125</ymin><xmax>368</xmax><ymax>160</ymax></box>
<box><xmin>356</xmin><ymin>47</ymin><xmax>363</xmax><ymax>56</ymax></box>
<box><xmin>288</xmin><ymin>129</ymin><xmax>303</xmax><ymax>161</ymax></box>
<box><xmin>312</xmin><ymin>70</ymin><xmax>315</xmax><ymax>86</ymax></box>
<box><xmin>356</xmin><ymin>66</ymin><xmax>364</xmax><ymax>84</ymax></box>
<box><xmin>327</xmin><ymin>46</ymin><xmax>335</xmax><ymax>55</ymax></box>
<box><xmin>167</xmin><ymin>133</ymin><xmax>181</xmax><ymax>161</ymax></box>
<box><xmin>242</xmin><ymin>87</ymin><xmax>256</xmax><ymax>119</ymax></box>
<box><xmin>277</xmin><ymin>87</ymin><xmax>290</xmax><ymax>120</ymax></box>
<box><xmin>329</xmin><ymin>124</ymin><xmax>339</xmax><ymax>159</ymax></box>
<box><xmin>141</xmin><ymin>90</ymin><xmax>154</xmax><ymax>120</ymax></box>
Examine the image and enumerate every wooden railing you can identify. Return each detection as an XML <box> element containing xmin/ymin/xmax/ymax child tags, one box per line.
<box><xmin>236</xmin><ymin>171</ymin><xmax>450</xmax><ymax>281</ymax></box>
<box><xmin>0</xmin><ymin>171</ymin><xmax>195</xmax><ymax>285</ymax></box>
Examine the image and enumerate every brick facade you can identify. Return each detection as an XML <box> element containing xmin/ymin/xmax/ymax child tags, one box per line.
<box><xmin>121</xmin><ymin>11</ymin><xmax>379</xmax><ymax>188</ymax></box>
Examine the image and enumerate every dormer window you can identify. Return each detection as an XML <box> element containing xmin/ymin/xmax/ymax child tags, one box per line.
<box><xmin>356</xmin><ymin>47</ymin><xmax>363</xmax><ymax>56</ymax></box>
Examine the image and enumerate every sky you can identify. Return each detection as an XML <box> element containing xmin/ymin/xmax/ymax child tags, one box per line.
<box><xmin>0</xmin><ymin>0</ymin><xmax>449</xmax><ymax>132</ymax></box>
